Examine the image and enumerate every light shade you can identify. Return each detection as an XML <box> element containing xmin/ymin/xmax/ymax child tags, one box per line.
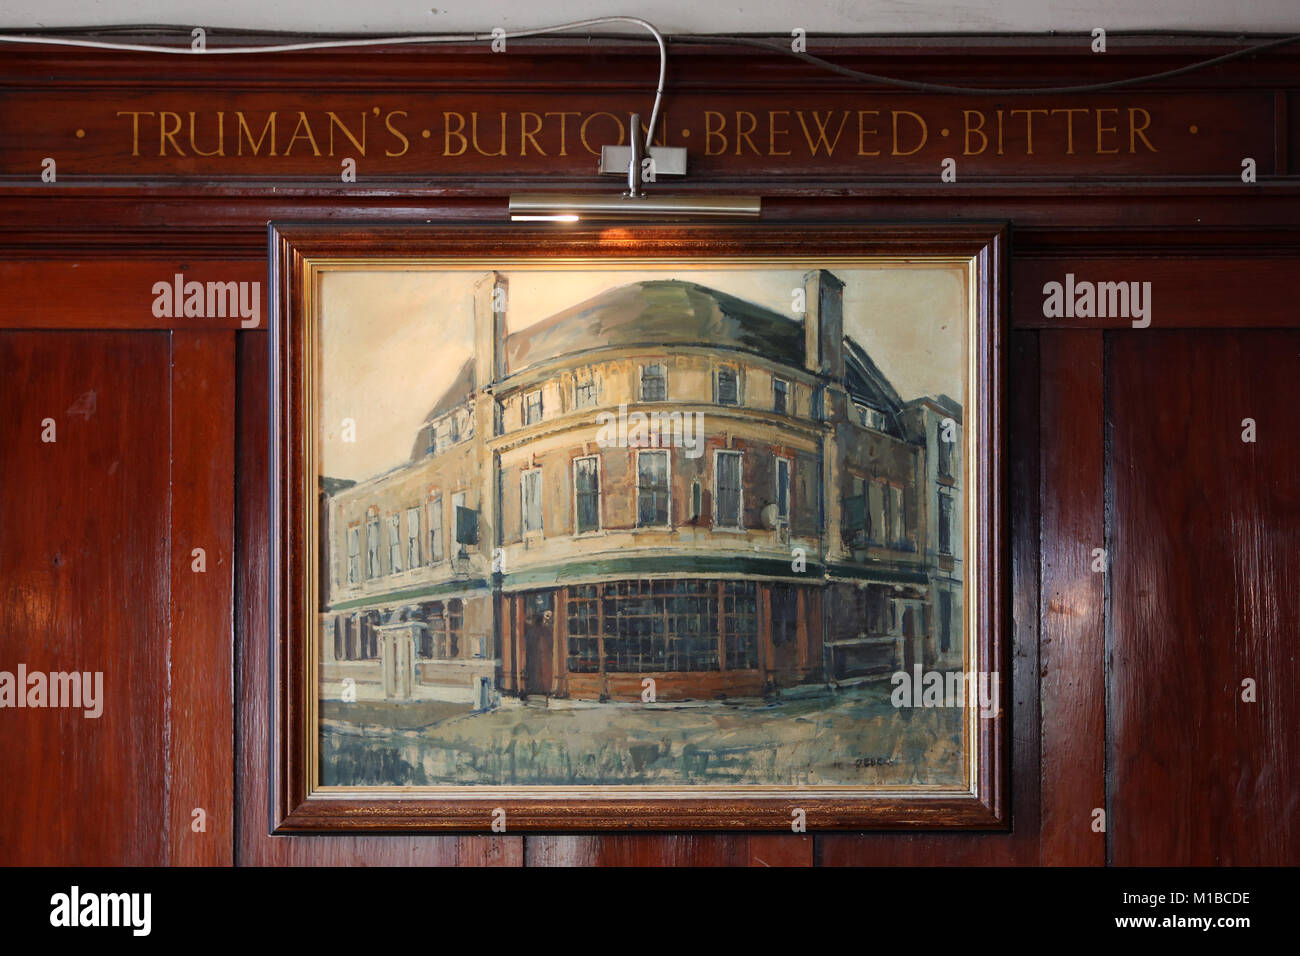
<box><xmin>509</xmin><ymin>193</ymin><xmax>761</xmax><ymax>220</ymax></box>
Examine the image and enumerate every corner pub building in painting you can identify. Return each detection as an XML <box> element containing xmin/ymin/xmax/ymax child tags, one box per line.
<box><xmin>319</xmin><ymin>269</ymin><xmax>963</xmax><ymax>706</ymax></box>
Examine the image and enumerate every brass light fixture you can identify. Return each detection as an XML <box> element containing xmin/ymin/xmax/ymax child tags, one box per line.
<box><xmin>509</xmin><ymin>113</ymin><xmax>761</xmax><ymax>221</ymax></box>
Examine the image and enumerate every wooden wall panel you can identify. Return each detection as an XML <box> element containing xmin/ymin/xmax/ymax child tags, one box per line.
<box><xmin>519</xmin><ymin>835</ymin><xmax>752</xmax><ymax>867</ymax></box>
<box><xmin>168</xmin><ymin>331</ymin><xmax>237</xmax><ymax>865</ymax></box>
<box><xmin>1036</xmin><ymin>332</ymin><xmax>1107</xmax><ymax>865</ymax></box>
<box><xmin>0</xmin><ymin>261</ymin><xmax>265</xmax><ymax>331</ymax></box>
<box><xmin>0</xmin><ymin>37</ymin><xmax>1296</xmax><ymax>867</ymax></box>
<box><xmin>1012</xmin><ymin>258</ymin><xmax>1300</xmax><ymax>329</ymax></box>
<box><xmin>526</xmin><ymin>835</ymin><xmax>811</xmax><ymax>867</ymax></box>
<box><xmin>0</xmin><ymin>331</ymin><xmax>171</xmax><ymax>865</ymax></box>
<box><xmin>1108</xmin><ymin>330</ymin><xmax>1300</xmax><ymax>865</ymax></box>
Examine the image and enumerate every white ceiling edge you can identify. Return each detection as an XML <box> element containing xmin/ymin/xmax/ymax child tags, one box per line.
<box><xmin>2</xmin><ymin>0</ymin><xmax>1299</xmax><ymax>35</ymax></box>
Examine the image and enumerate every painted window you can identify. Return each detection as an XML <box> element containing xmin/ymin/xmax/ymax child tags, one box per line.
<box><xmin>873</xmin><ymin>479</ymin><xmax>892</xmax><ymax>546</ymax></box>
<box><xmin>857</xmin><ymin>403</ymin><xmax>888</xmax><ymax>431</ymax></box>
<box><xmin>715</xmin><ymin>365</ymin><xmax>739</xmax><ymax>405</ymax></box>
<box><xmin>417</xmin><ymin>599</ymin><xmax>463</xmax><ymax>660</ymax></box>
<box><xmin>366</xmin><ymin>514</ymin><xmax>380</xmax><ymax>579</ymax></box>
<box><xmin>583</xmin><ymin>579</ymin><xmax>757</xmax><ymax>673</ymax></box>
<box><xmin>714</xmin><ymin>450</ymin><xmax>743</xmax><ymax>528</ymax></box>
<box><xmin>522</xmin><ymin>469</ymin><xmax>543</xmax><ymax>534</ymax></box>
<box><xmin>722</xmin><ymin>581</ymin><xmax>759</xmax><ymax>670</ymax></box>
<box><xmin>844</xmin><ymin>476</ymin><xmax>869</xmax><ymax>543</ymax></box>
<box><xmin>773</xmin><ymin>377</ymin><xmax>789</xmax><ymax>414</ymax></box>
<box><xmin>347</xmin><ymin>526</ymin><xmax>361</xmax><ymax>584</ymax></box>
<box><xmin>566</xmin><ymin>585</ymin><xmax>601</xmax><ymax>673</ymax></box>
<box><xmin>524</xmin><ymin>389</ymin><xmax>543</xmax><ymax>425</ymax></box>
<box><xmin>451</xmin><ymin>491</ymin><xmax>470</xmax><ymax>545</ymax></box>
<box><xmin>938</xmin><ymin>421</ymin><xmax>955</xmax><ymax>477</ymax></box>
<box><xmin>574</xmin><ymin>456</ymin><xmax>600</xmax><ymax>534</ymax></box>
<box><xmin>939</xmin><ymin>589</ymin><xmax>953</xmax><ymax>653</ymax></box>
<box><xmin>386</xmin><ymin>513</ymin><xmax>402</xmax><ymax>574</ymax></box>
<box><xmin>406</xmin><ymin>506</ymin><xmax>421</xmax><ymax>568</ymax></box>
<box><xmin>890</xmin><ymin>484</ymin><xmax>905</xmax><ymax>545</ymax></box>
<box><xmin>574</xmin><ymin>376</ymin><xmax>598</xmax><ymax>409</ymax></box>
<box><xmin>775</xmin><ymin>457</ymin><xmax>792</xmax><ymax>524</ymax></box>
<box><xmin>636</xmin><ymin>450</ymin><xmax>670</xmax><ymax>526</ymax></box>
<box><xmin>938</xmin><ymin>489</ymin><xmax>953</xmax><ymax>556</ymax></box>
<box><xmin>428</xmin><ymin>497</ymin><xmax>443</xmax><ymax>562</ymax></box>
<box><xmin>639</xmin><ymin>363</ymin><xmax>667</xmax><ymax>402</ymax></box>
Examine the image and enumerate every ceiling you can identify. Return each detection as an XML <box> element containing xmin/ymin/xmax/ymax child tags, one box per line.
<box><xmin>2</xmin><ymin>0</ymin><xmax>1298</xmax><ymax>35</ymax></box>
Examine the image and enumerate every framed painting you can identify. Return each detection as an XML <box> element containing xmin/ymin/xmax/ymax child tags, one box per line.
<box><xmin>270</xmin><ymin>221</ymin><xmax>1007</xmax><ymax>831</ymax></box>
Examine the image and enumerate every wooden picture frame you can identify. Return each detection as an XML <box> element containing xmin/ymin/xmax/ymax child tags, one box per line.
<box><xmin>270</xmin><ymin>221</ymin><xmax>1007</xmax><ymax>831</ymax></box>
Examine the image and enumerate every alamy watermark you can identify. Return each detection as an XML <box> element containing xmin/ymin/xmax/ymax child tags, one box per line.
<box><xmin>151</xmin><ymin>273</ymin><xmax>261</xmax><ymax>328</ymax></box>
<box><xmin>0</xmin><ymin>664</ymin><xmax>103</xmax><ymax>718</ymax></box>
<box><xmin>1042</xmin><ymin>273</ymin><xmax>1151</xmax><ymax>328</ymax></box>
<box><xmin>49</xmin><ymin>886</ymin><xmax>150</xmax><ymax>936</ymax></box>
<box><xmin>595</xmin><ymin>403</ymin><xmax>705</xmax><ymax>458</ymax></box>
<box><xmin>890</xmin><ymin>666</ymin><xmax>999</xmax><ymax>718</ymax></box>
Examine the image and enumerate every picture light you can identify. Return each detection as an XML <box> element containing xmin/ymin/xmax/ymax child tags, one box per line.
<box><xmin>508</xmin><ymin>193</ymin><xmax>762</xmax><ymax>221</ymax></box>
<box><xmin>510</xmin><ymin>111</ymin><xmax>760</xmax><ymax>220</ymax></box>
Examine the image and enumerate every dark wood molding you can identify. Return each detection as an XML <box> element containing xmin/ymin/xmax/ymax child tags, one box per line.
<box><xmin>268</xmin><ymin>221</ymin><xmax>1008</xmax><ymax>832</ymax></box>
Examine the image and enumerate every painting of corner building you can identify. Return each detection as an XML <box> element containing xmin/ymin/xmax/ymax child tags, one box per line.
<box><xmin>315</xmin><ymin>259</ymin><xmax>968</xmax><ymax>787</ymax></box>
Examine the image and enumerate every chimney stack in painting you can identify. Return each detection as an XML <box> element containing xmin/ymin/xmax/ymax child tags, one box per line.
<box><xmin>474</xmin><ymin>271</ymin><xmax>508</xmax><ymax>386</ymax></box>
<box><xmin>803</xmin><ymin>268</ymin><xmax>845</xmax><ymax>379</ymax></box>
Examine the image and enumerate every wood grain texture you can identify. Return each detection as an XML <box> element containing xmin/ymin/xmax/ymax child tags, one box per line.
<box><xmin>168</xmin><ymin>331</ymin><xmax>236</xmax><ymax>864</ymax></box>
<box><xmin>0</xmin><ymin>90</ymin><xmax>1273</xmax><ymax>181</ymax></box>
<box><xmin>0</xmin><ymin>261</ymin><xmax>266</xmax><ymax>331</ymax></box>
<box><xmin>269</xmin><ymin>222</ymin><xmax>1006</xmax><ymax>833</ymax></box>
<box><xmin>0</xmin><ymin>36</ymin><xmax>1293</xmax><ymax>184</ymax></box>
<box><xmin>1012</xmin><ymin>258</ymin><xmax>1300</xmax><ymax>329</ymax></box>
<box><xmin>747</xmin><ymin>834</ymin><xmax>814</xmax><ymax>867</ymax></box>
<box><xmin>0</xmin><ymin>331</ymin><xmax>170</xmax><ymax>864</ymax></box>
<box><xmin>0</xmin><ymin>36</ymin><xmax>1296</xmax><ymax>866</ymax></box>
<box><xmin>1037</xmin><ymin>331</ymin><xmax>1106</xmax><ymax>865</ymax></box>
<box><xmin>1108</xmin><ymin>330</ymin><xmax>1300</xmax><ymax>865</ymax></box>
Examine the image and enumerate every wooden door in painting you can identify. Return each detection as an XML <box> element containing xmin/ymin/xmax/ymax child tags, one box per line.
<box><xmin>523</xmin><ymin>591</ymin><xmax>555</xmax><ymax>697</ymax></box>
<box><xmin>770</xmin><ymin>584</ymin><xmax>800</xmax><ymax>677</ymax></box>
<box><xmin>380</xmin><ymin>627</ymin><xmax>414</xmax><ymax>701</ymax></box>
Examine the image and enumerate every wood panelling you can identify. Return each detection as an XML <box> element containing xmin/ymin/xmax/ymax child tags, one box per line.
<box><xmin>0</xmin><ymin>331</ymin><xmax>171</xmax><ymax>864</ymax></box>
<box><xmin>0</xmin><ymin>36</ymin><xmax>1297</xmax><ymax>865</ymax></box>
<box><xmin>523</xmin><ymin>835</ymin><xmax>752</xmax><ymax>867</ymax></box>
<box><xmin>168</xmin><ymin>331</ymin><xmax>237</xmax><ymax>865</ymax></box>
<box><xmin>525</xmin><ymin>835</ymin><xmax>812</xmax><ymax>867</ymax></box>
<box><xmin>1012</xmin><ymin>259</ymin><xmax>1300</xmax><ymax>329</ymax></box>
<box><xmin>0</xmin><ymin>90</ymin><xmax>1273</xmax><ymax>180</ymax></box>
<box><xmin>1108</xmin><ymin>330</ymin><xmax>1300</xmax><ymax>865</ymax></box>
<box><xmin>1037</xmin><ymin>332</ymin><xmax>1106</xmax><ymax>865</ymax></box>
<box><xmin>0</xmin><ymin>261</ymin><xmax>265</xmax><ymax>331</ymax></box>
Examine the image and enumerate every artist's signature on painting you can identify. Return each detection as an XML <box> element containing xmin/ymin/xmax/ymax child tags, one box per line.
<box><xmin>828</xmin><ymin>756</ymin><xmax>898</xmax><ymax>770</ymax></box>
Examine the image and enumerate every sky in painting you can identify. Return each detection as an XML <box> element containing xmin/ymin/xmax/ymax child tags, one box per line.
<box><xmin>319</xmin><ymin>264</ymin><xmax>967</xmax><ymax>481</ymax></box>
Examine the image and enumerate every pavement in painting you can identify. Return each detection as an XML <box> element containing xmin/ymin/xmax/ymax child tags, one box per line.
<box><xmin>319</xmin><ymin>684</ymin><xmax>966</xmax><ymax>788</ymax></box>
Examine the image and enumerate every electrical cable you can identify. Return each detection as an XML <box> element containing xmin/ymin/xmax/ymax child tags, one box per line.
<box><xmin>0</xmin><ymin>21</ymin><xmax>1295</xmax><ymax>119</ymax></box>
<box><xmin>672</xmin><ymin>31</ymin><xmax>1300</xmax><ymax>95</ymax></box>
<box><xmin>0</xmin><ymin>17</ymin><xmax>667</xmax><ymax>149</ymax></box>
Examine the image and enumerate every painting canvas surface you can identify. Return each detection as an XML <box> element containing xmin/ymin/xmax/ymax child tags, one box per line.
<box><xmin>312</xmin><ymin>259</ymin><xmax>974</xmax><ymax>789</ymax></box>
